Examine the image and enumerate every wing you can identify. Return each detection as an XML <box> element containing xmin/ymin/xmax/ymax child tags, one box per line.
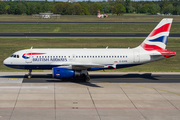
<box><xmin>50</xmin><ymin>62</ymin><xmax>109</xmax><ymax>70</ymax></box>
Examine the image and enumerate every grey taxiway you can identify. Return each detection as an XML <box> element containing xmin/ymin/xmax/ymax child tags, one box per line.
<box><xmin>0</xmin><ymin>72</ymin><xmax>180</xmax><ymax>120</ymax></box>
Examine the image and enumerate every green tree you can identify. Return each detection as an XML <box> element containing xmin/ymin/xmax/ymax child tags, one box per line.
<box><xmin>90</xmin><ymin>4</ymin><xmax>102</xmax><ymax>15</ymax></box>
<box><xmin>74</xmin><ymin>4</ymin><xmax>82</xmax><ymax>15</ymax></box>
<box><xmin>176</xmin><ymin>5</ymin><xmax>180</xmax><ymax>15</ymax></box>
<box><xmin>166</xmin><ymin>4</ymin><xmax>174</xmax><ymax>13</ymax></box>
<box><xmin>81</xmin><ymin>3</ymin><xmax>90</xmax><ymax>15</ymax></box>
<box><xmin>125</xmin><ymin>0</ymin><xmax>131</xmax><ymax>13</ymax></box>
<box><xmin>0</xmin><ymin>2</ymin><xmax>6</xmax><ymax>14</ymax></box>
<box><xmin>147</xmin><ymin>2</ymin><xmax>160</xmax><ymax>14</ymax></box>
<box><xmin>112</xmin><ymin>4</ymin><xmax>126</xmax><ymax>15</ymax></box>
<box><xmin>5</xmin><ymin>5</ymin><xmax>10</xmax><ymax>14</ymax></box>
<box><xmin>9</xmin><ymin>4</ymin><xmax>16</xmax><ymax>14</ymax></box>
<box><xmin>90</xmin><ymin>4</ymin><xmax>99</xmax><ymax>15</ymax></box>
<box><xmin>52</xmin><ymin>3</ymin><xmax>64</xmax><ymax>14</ymax></box>
<box><xmin>101</xmin><ymin>2</ymin><xmax>112</xmax><ymax>13</ymax></box>
<box><xmin>139</xmin><ymin>6</ymin><xmax>147</xmax><ymax>13</ymax></box>
<box><xmin>15</xmin><ymin>2</ymin><xmax>26</xmax><ymax>15</ymax></box>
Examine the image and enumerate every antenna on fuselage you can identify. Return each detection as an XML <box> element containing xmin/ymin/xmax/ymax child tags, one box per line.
<box><xmin>106</xmin><ymin>46</ymin><xmax>108</xmax><ymax>49</ymax></box>
<box><xmin>31</xmin><ymin>46</ymin><xmax>33</xmax><ymax>49</ymax></box>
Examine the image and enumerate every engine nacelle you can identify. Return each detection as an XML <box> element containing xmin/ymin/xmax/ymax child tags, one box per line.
<box><xmin>52</xmin><ymin>68</ymin><xmax>75</xmax><ymax>79</ymax></box>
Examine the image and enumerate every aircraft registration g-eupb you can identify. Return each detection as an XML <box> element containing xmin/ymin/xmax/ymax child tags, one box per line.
<box><xmin>3</xmin><ymin>18</ymin><xmax>176</xmax><ymax>81</ymax></box>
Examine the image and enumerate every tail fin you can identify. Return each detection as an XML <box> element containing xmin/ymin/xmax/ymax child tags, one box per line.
<box><xmin>140</xmin><ymin>18</ymin><xmax>173</xmax><ymax>50</ymax></box>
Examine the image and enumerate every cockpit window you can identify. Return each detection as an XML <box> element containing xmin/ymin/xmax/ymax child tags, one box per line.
<box><xmin>11</xmin><ymin>54</ymin><xmax>19</xmax><ymax>58</ymax></box>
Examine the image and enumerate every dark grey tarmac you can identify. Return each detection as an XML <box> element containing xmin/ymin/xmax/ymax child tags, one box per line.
<box><xmin>0</xmin><ymin>33</ymin><xmax>180</xmax><ymax>38</ymax></box>
<box><xmin>21</xmin><ymin>73</ymin><xmax>180</xmax><ymax>84</ymax></box>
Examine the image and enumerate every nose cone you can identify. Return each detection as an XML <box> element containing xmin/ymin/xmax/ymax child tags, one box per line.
<box><xmin>3</xmin><ymin>58</ymin><xmax>10</xmax><ymax>66</ymax></box>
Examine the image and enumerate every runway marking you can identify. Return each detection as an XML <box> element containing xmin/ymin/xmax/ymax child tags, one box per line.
<box><xmin>9</xmin><ymin>78</ymin><xmax>18</xmax><ymax>80</ymax></box>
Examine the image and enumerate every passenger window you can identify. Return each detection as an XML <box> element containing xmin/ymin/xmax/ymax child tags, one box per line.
<box><xmin>109</xmin><ymin>56</ymin><xmax>111</xmax><ymax>58</ymax></box>
<box><xmin>84</xmin><ymin>56</ymin><xmax>86</xmax><ymax>58</ymax></box>
<box><xmin>68</xmin><ymin>56</ymin><xmax>70</xmax><ymax>58</ymax></box>
<box><xmin>87</xmin><ymin>56</ymin><xmax>89</xmax><ymax>58</ymax></box>
<box><xmin>64</xmin><ymin>56</ymin><xmax>66</xmax><ymax>58</ymax></box>
<box><xmin>76</xmin><ymin>56</ymin><xmax>78</xmax><ymax>58</ymax></box>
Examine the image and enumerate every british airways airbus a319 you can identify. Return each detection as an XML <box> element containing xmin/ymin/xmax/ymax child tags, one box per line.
<box><xmin>3</xmin><ymin>18</ymin><xmax>176</xmax><ymax>81</ymax></box>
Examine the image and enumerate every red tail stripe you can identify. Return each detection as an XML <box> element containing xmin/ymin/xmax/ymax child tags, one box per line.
<box><xmin>149</xmin><ymin>23</ymin><xmax>171</xmax><ymax>37</ymax></box>
<box><xmin>141</xmin><ymin>43</ymin><xmax>163</xmax><ymax>51</ymax></box>
<box><xmin>141</xmin><ymin>43</ymin><xmax>176</xmax><ymax>56</ymax></box>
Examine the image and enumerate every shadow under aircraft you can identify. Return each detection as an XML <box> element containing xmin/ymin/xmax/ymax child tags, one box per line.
<box><xmin>20</xmin><ymin>73</ymin><xmax>180</xmax><ymax>84</ymax></box>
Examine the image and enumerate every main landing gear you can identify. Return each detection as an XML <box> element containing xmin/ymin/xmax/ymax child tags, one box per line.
<box><xmin>81</xmin><ymin>70</ymin><xmax>90</xmax><ymax>82</ymax></box>
<box><xmin>28</xmin><ymin>69</ymin><xmax>32</xmax><ymax>79</ymax></box>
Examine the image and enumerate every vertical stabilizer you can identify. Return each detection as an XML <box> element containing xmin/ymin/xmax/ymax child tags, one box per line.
<box><xmin>139</xmin><ymin>18</ymin><xmax>173</xmax><ymax>50</ymax></box>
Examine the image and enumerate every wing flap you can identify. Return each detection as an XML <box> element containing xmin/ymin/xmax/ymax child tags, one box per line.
<box><xmin>51</xmin><ymin>62</ymin><xmax>106</xmax><ymax>70</ymax></box>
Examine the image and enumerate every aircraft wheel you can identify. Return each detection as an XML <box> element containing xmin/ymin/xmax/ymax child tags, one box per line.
<box><xmin>85</xmin><ymin>76</ymin><xmax>90</xmax><ymax>82</ymax></box>
<box><xmin>28</xmin><ymin>75</ymin><xmax>31</xmax><ymax>79</ymax></box>
<box><xmin>82</xmin><ymin>74</ymin><xmax>90</xmax><ymax>82</ymax></box>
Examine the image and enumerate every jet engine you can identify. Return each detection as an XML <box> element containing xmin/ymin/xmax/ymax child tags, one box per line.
<box><xmin>52</xmin><ymin>67</ymin><xmax>80</xmax><ymax>79</ymax></box>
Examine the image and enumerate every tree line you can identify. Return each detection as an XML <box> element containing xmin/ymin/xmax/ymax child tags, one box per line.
<box><xmin>0</xmin><ymin>0</ymin><xmax>180</xmax><ymax>15</ymax></box>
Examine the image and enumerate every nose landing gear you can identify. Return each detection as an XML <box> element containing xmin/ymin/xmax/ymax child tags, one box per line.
<box><xmin>28</xmin><ymin>69</ymin><xmax>32</xmax><ymax>79</ymax></box>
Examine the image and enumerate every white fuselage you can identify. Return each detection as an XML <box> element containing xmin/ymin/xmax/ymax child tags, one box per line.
<box><xmin>3</xmin><ymin>48</ymin><xmax>164</xmax><ymax>70</ymax></box>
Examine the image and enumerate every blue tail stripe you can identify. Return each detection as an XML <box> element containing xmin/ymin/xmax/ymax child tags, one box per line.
<box><xmin>149</xmin><ymin>36</ymin><xmax>168</xmax><ymax>45</ymax></box>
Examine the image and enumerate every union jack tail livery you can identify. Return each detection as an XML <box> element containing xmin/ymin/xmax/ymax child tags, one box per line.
<box><xmin>140</xmin><ymin>18</ymin><xmax>172</xmax><ymax>50</ymax></box>
<box><xmin>136</xmin><ymin>18</ymin><xmax>175</xmax><ymax>57</ymax></box>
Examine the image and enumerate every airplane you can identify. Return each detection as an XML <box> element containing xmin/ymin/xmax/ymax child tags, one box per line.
<box><xmin>3</xmin><ymin>18</ymin><xmax>176</xmax><ymax>82</ymax></box>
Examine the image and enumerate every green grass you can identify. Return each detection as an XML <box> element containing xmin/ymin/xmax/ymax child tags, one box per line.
<box><xmin>0</xmin><ymin>15</ymin><xmax>180</xmax><ymax>22</ymax></box>
<box><xmin>0</xmin><ymin>38</ymin><xmax>179</xmax><ymax>72</ymax></box>
<box><xmin>0</xmin><ymin>24</ymin><xmax>180</xmax><ymax>33</ymax></box>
